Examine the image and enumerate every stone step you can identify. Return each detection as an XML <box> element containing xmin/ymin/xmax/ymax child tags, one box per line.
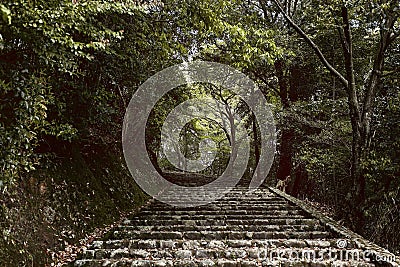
<box><xmin>183</xmin><ymin>192</ymin><xmax>279</xmax><ymax>196</ymax></box>
<box><xmin>156</xmin><ymin>191</ymin><xmax>280</xmax><ymax>196</ymax></box>
<box><xmin>148</xmin><ymin>201</ymin><xmax>289</xmax><ymax>209</ymax></box>
<box><xmin>74</xmin><ymin>257</ymin><xmax>375</xmax><ymax>267</ymax></box>
<box><xmin>116</xmin><ymin>224</ymin><xmax>326</xmax><ymax>232</ymax></box>
<box><xmin>141</xmin><ymin>204</ymin><xmax>297</xmax><ymax>212</ymax></box>
<box><xmin>135</xmin><ymin>209</ymin><xmax>307</xmax><ymax>217</ymax></box>
<box><xmin>122</xmin><ymin>218</ymin><xmax>321</xmax><ymax>227</ymax></box>
<box><xmin>82</xmin><ymin>246</ymin><xmax>369</xmax><ymax>261</ymax></box>
<box><xmin>127</xmin><ymin>214</ymin><xmax>310</xmax><ymax>221</ymax></box>
<box><xmin>184</xmin><ymin>187</ymin><xmax>270</xmax><ymax>191</ymax></box>
<box><xmin>88</xmin><ymin>239</ymin><xmax>358</xmax><ymax>250</ymax></box>
<box><xmin>156</xmin><ymin>196</ymin><xmax>285</xmax><ymax>201</ymax></box>
<box><xmin>71</xmin><ymin>184</ymin><xmax>397</xmax><ymax>267</ymax></box>
<box><xmin>109</xmin><ymin>230</ymin><xmax>333</xmax><ymax>240</ymax></box>
<box><xmin>151</xmin><ymin>200</ymin><xmax>289</xmax><ymax>206</ymax></box>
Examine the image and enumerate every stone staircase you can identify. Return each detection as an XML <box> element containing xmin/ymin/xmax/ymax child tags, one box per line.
<box><xmin>73</xmin><ymin>176</ymin><xmax>398</xmax><ymax>267</ymax></box>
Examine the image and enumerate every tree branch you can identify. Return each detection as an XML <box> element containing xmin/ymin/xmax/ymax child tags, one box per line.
<box><xmin>270</xmin><ymin>0</ymin><xmax>348</xmax><ymax>87</ymax></box>
<box><xmin>361</xmin><ymin>14</ymin><xmax>397</xmax><ymax>128</ymax></box>
<box><xmin>252</xmin><ymin>71</ymin><xmax>281</xmax><ymax>96</ymax></box>
<box><xmin>382</xmin><ymin>66</ymin><xmax>400</xmax><ymax>77</ymax></box>
<box><xmin>389</xmin><ymin>30</ymin><xmax>400</xmax><ymax>44</ymax></box>
<box><xmin>340</xmin><ymin>6</ymin><xmax>360</xmax><ymax>122</ymax></box>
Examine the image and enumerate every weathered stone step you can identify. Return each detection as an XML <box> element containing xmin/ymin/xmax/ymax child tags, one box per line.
<box><xmin>116</xmin><ymin>224</ymin><xmax>326</xmax><ymax>232</ymax></box>
<box><xmin>82</xmin><ymin>246</ymin><xmax>369</xmax><ymax>261</ymax></box>
<box><xmin>142</xmin><ymin>204</ymin><xmax>296</xmax><ymax>212</ymax></box>
<box><xmin>221</xmin><ymin>194</ymin><xmax>282</xmax><ymax>199</ymax></box>
<box><xmin>109</xmin><ymin>230</ymin><xmax>333</xmax><ymax>240</ymax></box>
<box><xmin>74</xmin><ymin>257</ymin><xmax>375</xmax><ymax>267</ymax></box>
<box><xmin>151</xmin><ymin>200</ymin><xmax>289</xmax><ymax>206</ymax></box>
<box><xmin>156</xmin><ymin>191</ymin><xmax>280</xmax><ymax>197</ymax></box>
<box><xmin>136</xmin><ymin>209</ymin><xmax>307</xmax><ymax>217</ymax></box>
<box><xmin>127</xmin><ymin>214</ymin><xmax>310</xmax><ymax>223</ymax></box>
<box><xmin>157</xmin><ymin>196</ymin><xmax>285</xmax><ymax>202</ymax></box>
<box><xmin>127</xmin><ymin>214</ymin><xmax>310</xmax><ymax>221</ymax></box>
<box><xmin>148</xmin><ymin>201</ymin><xmax>289</xmax><ymax>209</ymax></box>
<box><xmin>147</xmin><ymin>200</ymin><xmax>287</xmax><ymax>206</ymax></box>
<box><xmin>157</xmin><ymin>192</ymin><xmax>277</xmax><ymax>196</ymax></box>
<box><xmin>87</xmin><ymin>239</ymin><xmax>358</xmax><ymax>251</ymax></box>
<box><xmin>122</xmin><ymin>218</ymin><xmax>321</xmax><ymax>227</ymax></box>
<box><xmin>72</xmin><ymin>184</ymin><xmax>398</xmax><ymax>267</ymax></box>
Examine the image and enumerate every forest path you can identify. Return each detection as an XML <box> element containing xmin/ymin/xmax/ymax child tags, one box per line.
<box><xmin>72</xmin><ymin>175</ymin><xmax>397</xmax><ymax>267</ymax></box>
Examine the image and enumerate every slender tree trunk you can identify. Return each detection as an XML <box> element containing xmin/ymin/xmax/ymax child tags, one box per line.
<box><xmin>339</xmin><ymin>6</ymin><xmax>367</xmax><ymax>227</ymax></box>
<box><xmin>252</xmin><ymin>114</ymin><xmax>261</xmax><ymax>179</ymax></box>
<box><xmin>274</xmin><ymin>60</ymin><xmax>295</xmax><ymax>187</ymax></box>
<box><xmin>276</xmin><ymin>129</ymin><xmax>294</xmax><ymax>181</ymax></box>
<box><xmin>274</xmin><ymin>60</ymin><xmax>306</xmax><ymax>185</ymax></box>
<box><xmin>274</xmin><ymin>60</ymin><xmax>290</xmax><ymax>109</ymax></box>
<box><xmin>292</xmin><ymin>162</ymin><xmax>307</xmax><ymax>197</ymax></box>
<box><xmin>275</xmin><ymin>60</ymin><xmax>291</xmax><ymax>184</ymax></box>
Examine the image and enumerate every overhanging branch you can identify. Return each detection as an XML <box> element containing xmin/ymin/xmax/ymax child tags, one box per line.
<box><xmin>270</xmin><ymin>0</ymin><xmax>348</xmax><ymax>88</ymax></box>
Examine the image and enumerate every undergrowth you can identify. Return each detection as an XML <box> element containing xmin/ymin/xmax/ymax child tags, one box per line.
<box><xmin>0</xmin><ymin>143</ymin><xmax>147</xmax><ymax>266</ymax></box>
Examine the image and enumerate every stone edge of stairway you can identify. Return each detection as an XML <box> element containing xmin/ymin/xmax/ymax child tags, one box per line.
<box><xmin>269</xmin><ymin>187</ymin><xmax>400</xmax><ymax>266</ymax></box>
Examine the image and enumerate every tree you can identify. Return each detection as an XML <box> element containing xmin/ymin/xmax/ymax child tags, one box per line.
<box><xmin>0</xmin><ymin>0</ymin><xmax>176</xmax><ymax>185</ymax></box>
<box><xmin>270</xmin><ymin>0</ymin><xmax>400</xmax><ymax>226</ymax></box>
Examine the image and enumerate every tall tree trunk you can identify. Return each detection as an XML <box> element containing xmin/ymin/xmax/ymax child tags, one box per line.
<box><xmin>276</xmin><ymin>128</ymin><xmax>294</xmax><ymax>182</ymax></box>
<box><xmin>274</xmin><ymin>60</ymin><xmax>296</xmax><ymax>187</ymax></box>
<box><xmin>252</xmin><ymin>113</ymin><xmax>261</xmax><ymax>180</ymax></box>
<box><xmin>274</xmin><ymin>61</ymin><xmax>305</xmax><ymax>189</ymax></box>
<box><xmin>339</xmin><ymin>6</ymin><xmax>366</xmax><ymax>228</ymax></box>
<box><xmin>291</xmin><ymin>162</ymin><xmax>307</xmax><ymax>197</ymax></box>
<box><xmin>274</xmin><ymin>60</ymin><xmax>292</xmax><ymax>185</ymax></box>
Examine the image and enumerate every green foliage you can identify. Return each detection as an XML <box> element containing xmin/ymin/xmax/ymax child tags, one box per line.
<box><xmin>0</xmin><ymin>4</ymin><xmax>11</xmax><ymax>25</ymax></box>
<box><xmin>0</xmin><ymin>0</ymin><xmax>150</xmax><ymax>184</ymax></box>
<box><xmin>0</xmin><ymin>1</ymin><xmax>169</xmax><ymax>263</ymax></box>
<box><xmin>1</xmin><ymin>74</ymin><xmax>58</xmax><ymax>185</ymax></box>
